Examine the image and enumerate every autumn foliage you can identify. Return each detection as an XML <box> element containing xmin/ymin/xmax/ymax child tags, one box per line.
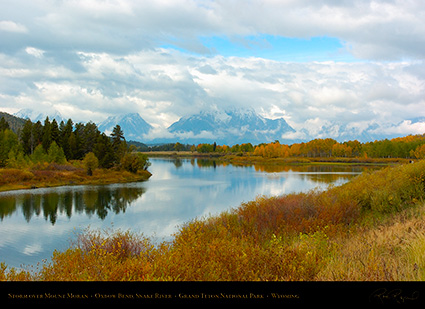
<box><xmin>2</xmin><ymin>160</ymin><xmax>425</xmax><ymax>281</ymax></box>
<box><xmin>195</xmin><ymin>134</ymin><xmax>425</xmax><ymax>160</ymax></box>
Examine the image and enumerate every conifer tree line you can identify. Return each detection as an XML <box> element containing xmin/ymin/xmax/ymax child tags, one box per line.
<box><xmin>0</xmin><ymin>116</ymin><xmax>148</xmax><ymax>171</ymax></box>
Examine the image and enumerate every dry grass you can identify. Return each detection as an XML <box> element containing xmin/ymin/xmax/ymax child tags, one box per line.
<box><xmin>317</xmin><ymin>205</ymin><xmax>425</xmax><ymax>280</ymax></box>
<box><xmin>0</xmin><ymin>164</ymin><xmax>151</xmax><ymax>192</ymax></box>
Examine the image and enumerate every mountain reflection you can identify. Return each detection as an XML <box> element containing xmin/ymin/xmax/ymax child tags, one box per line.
<box><xmin>0</xmin><ymin>185</ymin><xmax>146</xmax><ymax>225</ymax></box>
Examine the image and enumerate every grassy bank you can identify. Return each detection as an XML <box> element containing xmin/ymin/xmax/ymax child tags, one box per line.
<box><xmin>144</xmin><ymin>151</ymin><xmax>408</xmax><ymax>165</ymax></box>
<box><xmin>142</xmin><ymin>151</ymin><xmax>224</xmax><ymax>158</ymax></box>
<box><xmin>1</xmin><ymin>160</ymin><xmax>425</xmax><ymax>281</ymax></box>
<box><xmin>0</xmin><ymin>162</ymin><xmax>152</xmax><ymax>192</ymax></box>
<box><xmin>220</xmin><ymin>154</ymin><xmax>409</xmax><ymax>166</ymax></box>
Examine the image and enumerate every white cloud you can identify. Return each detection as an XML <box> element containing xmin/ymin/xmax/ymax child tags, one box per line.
<box><xmin>0</xmin><ymin>20</ymin><xmax>27</xmax><ymax>33</ymax></box>
<box><xmin>1</xmin><ymin>0</ymin><xmax>425</xmax><ymax>140</ymax></box>
<box><xmin>25</xmin><ymin>47</ymin><xmax>44</xmax><ymax>58</ymax></box>
<box><xmin>370</xmin><ymin>120</ymin><xmax>425</xmax><ymax>136</ymax></box>
<box><xmin>1</xmin><ymin>47</ymin><xmax>425</xmax><ymax>138</ymax></box>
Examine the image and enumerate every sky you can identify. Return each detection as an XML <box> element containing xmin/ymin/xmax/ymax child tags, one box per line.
<box><xmin>1</xmin><ymin>0</ymin><xmax>425</xmax><ymax>140</ymax></box>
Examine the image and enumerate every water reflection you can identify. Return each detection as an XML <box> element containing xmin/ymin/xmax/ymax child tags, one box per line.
<box><xmin>0</xmin><ymin>158</ymin><xmax>383</xmax><ymax>268</ymax></box>
<box><xmin>0</xmin><ymin>185</ymin><xmax>146</xmax><ymax>225</ymax></box>
<box><xmin>0</xmin><ymin>159</ymin><xmax>381</xmax><ymax>226</ymax></box>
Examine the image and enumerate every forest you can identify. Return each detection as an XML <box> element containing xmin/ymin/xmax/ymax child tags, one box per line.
<box><xmin>0</xmin><ymin>116</ymin><xmax>150</xmax><ymax>174</ymax></box>
<box><xmin>193</xmin><ymin>134</ymin><xmax>425</xmax><ymax>159</ymax></box>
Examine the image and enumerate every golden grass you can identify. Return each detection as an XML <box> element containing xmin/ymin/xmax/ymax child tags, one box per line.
<box><xmin>0</xmin><ymin>164</ymin><xmax>151</xmax><ymax>192</ymax></box>
<box><xmin>317</xmin><ymin>205</ymin><xmax>425</xmax><ymax>281</ymax></box>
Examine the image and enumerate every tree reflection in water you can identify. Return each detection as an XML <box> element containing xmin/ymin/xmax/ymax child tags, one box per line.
<box><xmin>0</xmin><ymin>185</ymin><xmax>146</xmax><ymax>225</ymax></box>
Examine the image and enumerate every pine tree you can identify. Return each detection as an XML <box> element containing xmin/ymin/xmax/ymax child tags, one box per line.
<box><xmin>94</xmin><ymin>133</ymin><xmax>115</xmax><ymax>168</ymax></box>
<box><xmin>51</xmin><ymin>119</ymin><xmax>60</xmax><ymax>146</ymax></box>
<box><xmin>31</xmin><ymin>144</ymin><xmax>47</xmax><ymax>163</ymax></box>
<box><xmin>42</xmin><ymin>117</ymin><xmax>52</xmax><ymax>151</ymax></box>
<box><xmin>20</xmin><ymin>119</ymin><xmax>33</xmax><ymax>155</ymax></box>
<box><xmin>60</xmin><ymin>119</ymin><xmax>74</xmax><ymax>160</ymax></box>
<box><xmin>111</xmin><ymin>125</ymin><xmax>126</xmax><ymax>164</ymax></box>
<box><xmin>0</xmin><ymin>117</ymin><xmax>10</xmax><ymax>131</ymax></box>
<box><xmin>32</xmin><ymin>120</ymin><xmax>43</xmax><ymax>148</ymax></box>
<box><xmin>47</xmin><ymin>141</ymin><xmax>67</xmax><ymax>164</ymax></box>
<box><xmin>0</xmin><ymin>129</ymin><xmax>19</xmax><ymax>167</ymax></box>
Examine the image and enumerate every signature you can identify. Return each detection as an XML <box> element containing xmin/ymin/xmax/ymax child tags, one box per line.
<box><xmin>370</xmin><ymin>288</ymin><xmax>420</xmax><ymax>304</ymax></box>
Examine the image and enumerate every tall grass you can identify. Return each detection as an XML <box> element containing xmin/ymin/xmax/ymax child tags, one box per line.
<box><xmin>2</xmin><ymin>160</ymin><xmax>425</xmax><ymax>281</ymax></box>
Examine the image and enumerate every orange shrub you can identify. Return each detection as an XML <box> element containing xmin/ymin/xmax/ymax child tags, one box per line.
<box><xmin>0</xmin><ymin>168</ymin><xmax>34</xmax><ymax>185</ymax></box>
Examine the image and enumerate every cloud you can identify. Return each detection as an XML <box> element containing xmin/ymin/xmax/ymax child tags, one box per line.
<box><xmin>0</xmin><ymin>0</ymin><xmax>425</xmax><ymax>140</ymax></box>
<box><xmin>2</xmin><ymin>47</ymin><xmax>424</xmax><ymax>134</ymax></box>
<box><xmin>2</xmin><ymin>0</ymin><xmax>425</xmax><ymax>60</ymax></box>
<box><xmin>25</xmin><ymin>47</ymin><xmax>44</xmax><ymax>58</ymax></box>
<box><xmin>0</xmin><ymin>20</ymin><xmax>27</xmax><ymax>33</ymax></box>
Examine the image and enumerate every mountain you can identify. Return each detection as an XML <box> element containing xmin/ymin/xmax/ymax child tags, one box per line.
<box><xmin>296</xmin><ymin>121</ymin><xmax>380</xmax><ymax>143</ymax></box>
<box><xmin>14</xmin><ymin>108</ymin><xmax>65</xmax><ymax>123</ymax></box>
<box><xmin>0</xmin><ymin>111</ymin><xmax>27</xmax><ymax>133</ymax></box>
<box><xmin>98</xmin><ymin>113</ymin><xmax>153</xmax><ymax>141</ymax></box>
<box><xmin>166</xmin><ymin>108</ymin><xmax>296</xmax><ymax>145</ymax></box>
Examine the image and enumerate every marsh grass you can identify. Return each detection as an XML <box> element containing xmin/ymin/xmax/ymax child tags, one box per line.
<box><xmin>0</xmin><ymin>163</ymin><xmax>151</xmax><ymax>192</ymax></box>
<box><xmin>2</xmin><ymin>160</ymin><xmax>425</xmax><ymax>281</ymax></box>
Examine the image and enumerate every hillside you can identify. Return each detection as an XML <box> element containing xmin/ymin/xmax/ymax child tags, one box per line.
<box><xmin>0</xmin><ymin>112</ymin><xmax>26</xmax><ymax>133</ymax></box>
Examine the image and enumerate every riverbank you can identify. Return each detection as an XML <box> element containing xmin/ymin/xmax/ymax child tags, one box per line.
<box><xmin>143</xmin><ymin>151</ymin><xmax>408</xmax><ymax>165</ymax></box>
<box><xmin>0</xmin><ymin>164</ymin><xmax>152</xmax><ymax>192</ymax></box>
<box><xmin>1</xmin><ymin>159</ymin><xmax>424</xmax><ymax>281</ymax></box>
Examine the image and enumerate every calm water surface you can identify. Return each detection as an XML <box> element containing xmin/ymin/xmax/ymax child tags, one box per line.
<box><xmin>0</xmin><ymin>158</ymin><xmax>379</xmax><ymax>268</ymax></box>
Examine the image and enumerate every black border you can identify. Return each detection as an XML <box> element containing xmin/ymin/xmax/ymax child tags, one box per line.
<box><xmin>2</xmin><ymin>281</ymin><xmax>424</xmax><ymax>305</ymax></box>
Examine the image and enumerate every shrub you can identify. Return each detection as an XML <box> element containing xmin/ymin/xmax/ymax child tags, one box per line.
<box><xmin>0</xmin><ymin>168</ymin><xmax>34</xmax><ymax>185</ymax></box>
<box><xmin>82</xmin><ymin>152</ymin><xmax>98</xmax><ymax>176</ymax></box>
<box><xmin>120</xmin><ymin>152</ymin><xmax>150</xmax><ymax>173</ymax></box>
<box><xmin>47</xmin><ymin>141</ymin><xmax>67</xmax><ymax>164</ymax></box>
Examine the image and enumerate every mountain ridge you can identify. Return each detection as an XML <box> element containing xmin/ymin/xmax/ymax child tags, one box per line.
<box><xmin>167</xmin><ymin>108</ymin><xmax>296</xmax><ymax>145</ymax></box>
<box><xmin>14</xmin><ymin>108</ymin><xmax>65</xmax><ymax>124</ymax></box>
<box><xmin>8</xmin><ymin>108</ymin><xmax>425</xmax><ymax>145</ymax></box>
<box><xmin>98</xmin><ymin>113</ymin><xmax>153</xmax><ymax>141</ymax></box>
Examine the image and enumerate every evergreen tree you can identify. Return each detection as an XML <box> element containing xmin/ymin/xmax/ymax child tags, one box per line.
<box><xmin>47</xmin><ymin>141</ymin><xmax>67</xmax><ymax>164</ymax></box>
<box><xmin>111</xmin><ymin>125</ymin><xmax>127</xmax><ymax>164</ymax></box>
<box><xmin>20</xmin><ymin>119</ymin><xmax>33</xmax><ymax>155</ymax></box>
<box><xmin>31</xmin><ymin>144</ymin><xmax>47</xmax><ymax>163</ymax></box>
<box><xmin>82</xmin><ymin>121</ymin><xmax>99</xmax><ymax>154</ymax></box>
<box><xmin>32</xmin><ymin>120</ymin><xmax>43</xmax><ymax>148</ymax></box>
<box><xmin>111</xmin><ymin>124</ymin><xmax>125</xmax><ymax>145</ymax></box>
<box><xmin>0</xmin><ymin>117</ymin><xmax>10</xmax><ymax>131</ymax></box>
<box><xmin>72</xmin><ymin>123</ymin><xmax>85</xmax><ymax>159</ymax></box>
<box><xmin>42</xmin><ymin>117</ymin><xmax>52</xmax><ymax>151</ymax></box>
<box><xmin>94</xmin><ymin>133</ymin><xmax>115</xmax><ymax>168</ymax></box>
<box><xmin>68</xmin><ymin>132</ymin><xmax>77</xmax><ymax>160</ymax></box>
<box><xmin>0</xmin><ymin>129</ymin><xmax>19</xmax><ymax>167</ymax></box>
<box><xmin>51</xmin><ymin>119</ymin><xmax>60</xmax><ymax>146</ymax></box>
<box><xmin>60</xmin><ymin>119</ymin><xmax>74</xmax><ymax>160</ymax></box>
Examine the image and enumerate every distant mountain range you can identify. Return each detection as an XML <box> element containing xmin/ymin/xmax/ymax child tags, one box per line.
<box><xmin>98</xmin><ymin>113</ymin><xmax>152</xmax><ymax>141</ymax></box>
<box><xmin>167</xmin><ymin>108</ymin><xmax>295</xmax><ymax>145</ymax></box>
<box><xmin>9</xmin><ymin>108</ymin><xmax>425</xmax><ymax>145</ymax></box>
<box><xmin>14</xmin><ymin>108</ymin><xmax>65</xmax><ymax>124</ymax></box>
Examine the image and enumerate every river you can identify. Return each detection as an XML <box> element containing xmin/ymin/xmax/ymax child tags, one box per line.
<box><xmin>0</xmin><ymin>158</ymin><xmax>380</xmax><ymax>269</ymax></box>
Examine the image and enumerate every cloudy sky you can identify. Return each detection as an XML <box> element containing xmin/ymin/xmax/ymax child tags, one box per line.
<box><xmin>1</xmin><ymin>0</ymin><xmax>425</xmax><ymax>139</ymax></box>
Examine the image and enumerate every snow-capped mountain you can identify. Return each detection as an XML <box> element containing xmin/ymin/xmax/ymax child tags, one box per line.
<box><xmin>98</xmin><ymin>113</ymin><xmax>152</xmax><ymax>141</ymax></box>
<box><xmin>167</xmin><ymin>108</ymin><xmax>296</xmax><ymax>145</ymax></box>
<box><xmin>14</xmin><ymin>108</ymin><xmax>65</xmax><ymax>123</ymax></box>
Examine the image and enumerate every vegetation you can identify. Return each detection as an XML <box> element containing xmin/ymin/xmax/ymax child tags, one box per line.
<box><xmin>157</xmin><ymin>134</ymin><xmax>425</xmax><ymax>160</ymax></box>
<box><xmin>0</xmin><ymin>116</ymin><xmax>151</xmax><ymax>191</ymax></box>
<box><xmin>1</xmin><ymin>159</ymin><xmax>425</xmax><ymax>281</ymax></box>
